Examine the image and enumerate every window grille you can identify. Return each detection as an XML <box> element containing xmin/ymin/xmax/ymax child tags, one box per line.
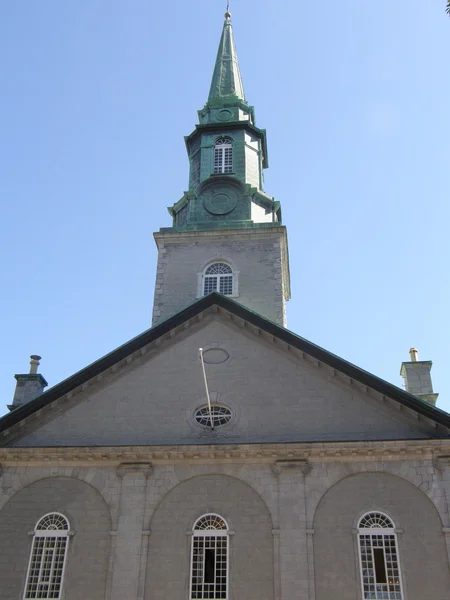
<box><xmin>24</xmin><ymin>513</ymin><xmax>69</xmax><ymax>600</ymax></box>
<box><xmin>358</xmin><ymin>512</ymin><xmax>403</xmax><ymax>600</ymax></box>
<box><xmin>24</xmin><ymin>513</ymin><xmax>70</xmax><ymax>600</ymax></box>
<box><xmin>203</xmin><ymin>263</ymin><xmax>233</xmax><ymax>296</ymax></box>
<box><xmin>190</xmin><ymin>514</ymin><xmax>228</xmax><ymax>600</ymax></box>
<box><xmin>195</xmin><ymin>405</ymin><xmax>232</xmax><ymax>428</ymax></box>
<box><xmin>214</xmin><ymin>138</ymin><xmax>233</xmax><ymax>174</ymax></box>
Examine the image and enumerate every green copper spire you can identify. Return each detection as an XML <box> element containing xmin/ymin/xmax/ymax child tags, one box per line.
<box><xmin>207</xmin><ymin>11</ymin><xmax>246</xmax><ymax>106</ymax></box>
<box><xmin>164</xmin><ymin>9</ymin><xmax>281</xmax><ymax>233</ymax></box>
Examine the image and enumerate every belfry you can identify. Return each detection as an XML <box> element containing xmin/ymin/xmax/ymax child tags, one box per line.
<box><xmin>152</xmin><ymin>12</ymin><xmax>290</xmax><ymax>326</ymax></box>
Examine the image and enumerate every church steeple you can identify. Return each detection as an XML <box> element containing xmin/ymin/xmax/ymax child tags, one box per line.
<box><xmin>163</xmin><ymin>13</ymin><xmax>277</xmax><ymax>231</ymax></box>
<box><xmin>152</xmin><ymin>11</ymin><xmax>291</xmax><ymax>327</ymax></box>
<box><xmin>198</xmin><ymin>11</ymin><xmax>254</xmax><ymax>126</ymax></box>
<box><xmin>207</xmin><ymin>11</ymin><xmax>245</xmax><ymax>107</ymax></box>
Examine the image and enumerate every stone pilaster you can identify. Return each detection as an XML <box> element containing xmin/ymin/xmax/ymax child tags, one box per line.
<box><xmin>271</xmin><ymin>527</ymin><xmax>281</xmax><ymax>600</ymax></box>
<box><xmin>434</xmin><ymin>455</ymin><xmax>450</xmax><ymax>569</ymax></box>
<box><xmin>272</xmin><ymin>459</ymin><xmax>311</xmax><ymax>600</ymax></box>
<box><xmin>110</xmin><ymin>463</ymin><xmax>152</xmax><ymax>600</ymax></box>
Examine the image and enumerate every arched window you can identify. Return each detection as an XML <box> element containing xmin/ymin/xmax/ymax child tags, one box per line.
<box><xmin>214</xmin><ymin>138</ymin><xmax>233</xmax><ymax>174</ymax></box>
<box><xmin>203</xmin><ymin>262</ymin><xmax>234</xmax><ymax>296</ymax></box>
<box><xmin>190</xmin><ymin>514</ymin><xmax>229</xmax><ymax>600</ymax></box>
<box><xmin>358</xmin><ymin>512</ymin><xmax>403</xmax><ymax>600</ymax></box>
<box><xmin>24</xmin><ymin>513</ymin><xmax>70</xmax><ymax>599</ymax></box>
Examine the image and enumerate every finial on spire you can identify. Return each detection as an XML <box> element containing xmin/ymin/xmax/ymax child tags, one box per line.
<box><xmin>225</xmin><ymin>0</ymin><xmax>231</xmax><ymax>19</ymax></box>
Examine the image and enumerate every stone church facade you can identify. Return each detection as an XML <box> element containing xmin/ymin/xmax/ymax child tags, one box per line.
<box><xmin>1</xmin><ymin>12</ymin><xmax>450</xmax><ymax>600</ymax></box>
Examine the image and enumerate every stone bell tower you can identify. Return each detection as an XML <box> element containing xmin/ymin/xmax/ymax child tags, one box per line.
<box><xmin>152</xmin><ymin>11</ymin><xmax>290</xmax><ymax>326</ymax></box>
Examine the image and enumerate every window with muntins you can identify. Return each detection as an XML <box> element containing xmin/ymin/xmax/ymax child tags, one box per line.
<box><xmin>214</xmin><ymin>138</ymin><xmax>233</xmax><ymax>174</ymax></box>
<box><xmin>203</xmin><ymin>263</ymin><xmax>233</xmax><ymax>296</ymax></box>
<box><xmin>190</xmin><ymin>514</ymin><xmax>228</xmax><ymax>600</ymax></box>
<box><xmin>24</xmin><ymin>513</ymin><xmax>70</xmax><ymax>600</ymax></box>
<box><xmin>358</xmin><ymin>512</ymin><xmax>403</xmax><ymax>600</ymax></box>
<box><xmin>195</xmin><ymin>405</ymin><xmax>232</xmax><ymax>428</ymax></box>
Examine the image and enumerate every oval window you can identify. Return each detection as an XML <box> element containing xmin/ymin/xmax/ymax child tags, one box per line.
<box><xmin>202</xmin><ymin>348</ymin><xmax>229</xmax><ymax>364</ymax></box>
<box><xmin>195</xmin><ymin>405</ymin><xmax>232</xmax><ymax>428</ymax></box>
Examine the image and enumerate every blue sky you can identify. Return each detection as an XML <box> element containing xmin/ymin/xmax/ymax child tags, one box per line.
<box><xmin>1</xmin><ymin>1</ymin><xmax>450</xmax><ymax>417</ymax></box>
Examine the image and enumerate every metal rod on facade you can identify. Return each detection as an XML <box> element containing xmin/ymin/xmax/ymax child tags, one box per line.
<box><xmin>199</xmin><ymin>348</ymin><xmax>214</xmax><ymax>429</ymax></box>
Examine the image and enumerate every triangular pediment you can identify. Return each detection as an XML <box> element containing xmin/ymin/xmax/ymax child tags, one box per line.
<box><xmin>1</xmin><ymin>294</ymin><xmax>449</xmax><ymax>447</ymax></box>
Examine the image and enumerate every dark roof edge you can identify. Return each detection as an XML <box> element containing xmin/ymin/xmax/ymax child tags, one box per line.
<box><xmin>0</xmin><ymin>294</ymin><xmax>219</xmax><ymax>432</ymax></box>
<box><xmin>1</xmin><ymin>293</ymin><xmax>449</xmax><ymax>433</ymax></box>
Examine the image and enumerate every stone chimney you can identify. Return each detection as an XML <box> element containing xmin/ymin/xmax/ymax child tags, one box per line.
<box><xmin>400</xmin><ymin>348</ymin><xmax>439</xmax><ymax>406</ymax></box>
<box><xmin>9</xmin><ymin>355</ymin><xmax>48</xmax><ymax>411</ymax></box>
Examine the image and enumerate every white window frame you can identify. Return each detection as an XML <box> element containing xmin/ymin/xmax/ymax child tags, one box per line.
<box><xmin>189</xmin><ymin>513</ymin><xmax>229</xmax><ymax>600</ymax></box>
<box><xmin>194</xmin><ymin>404</ymin><xmax>233</xmax><ymax>428</ymax></box>
<box><xmin>197</xmin><ymin>262</ymin><xmax>239</xmax><ymax>298</ymax></box>
<box><xmin>213</xmin><ymin>138</ymin><xmax>233</xmax><ymax>174</ymax></box>
<box><xmin>24</xmin><ymin>512</ymin><xmax>71</xmax><ymax>600</ymax></box>
<box><xmin>357</xmin><ymin>511</ymin><xmax>404</xmax><ymax>600</ymax></box>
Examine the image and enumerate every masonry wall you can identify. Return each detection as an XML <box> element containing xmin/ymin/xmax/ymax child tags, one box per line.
<box><xmin>145</xmin><ymin>474</ymin><xmax>274</xmax><ymax>600</ymax></box>
<box><xmin>313</xmin><ymin>471</ymin><xmax>450</xmax><ymax>600</ymax></box>
<box><xmin>0</xmin><ymin>476</ymin><xmax>111</xmax><ymax>600</ymax></box>
<box><xmin>11</xmin><ymin>318</ymin><xmax>435</xmax><ymax>448</ymax></box>
<box><xmin>0</xmin><ymin>457</ymin><xmax>449</xmax><ymax>600</ymax></box>
<box><xmin>152</xmin><ymin>229</ymin><xmax>288</xmax><ymax>326</ymax></box>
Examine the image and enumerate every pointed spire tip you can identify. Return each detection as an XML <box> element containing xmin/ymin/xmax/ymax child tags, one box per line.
<box><xmin>206</xmin><ymin>2</ymin><xmax>246</xmax><ymax>106</ymax></box>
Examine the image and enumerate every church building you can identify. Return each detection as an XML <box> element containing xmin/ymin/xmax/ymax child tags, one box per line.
<box><xmin>1</xmin><ymin>11</ymin><xmax>450</xmax><ymax>600</ymax></box>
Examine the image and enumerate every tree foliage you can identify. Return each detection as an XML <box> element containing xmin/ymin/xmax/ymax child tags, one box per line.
<box><xmin>447</xmin><ymin>1</ymin><xmax>450</xmax><ymax>16</ymax></box>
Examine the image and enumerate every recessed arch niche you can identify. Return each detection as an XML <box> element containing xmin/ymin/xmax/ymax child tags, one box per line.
<box><xmin>145</xmin><ymin>474</ymin><xmax>274</xmax><ymax>600</ymax></box>
<box><xmin>312</xmin><ymin>471</ymin><xmax>450</xmax><ymax>600</ymax></box>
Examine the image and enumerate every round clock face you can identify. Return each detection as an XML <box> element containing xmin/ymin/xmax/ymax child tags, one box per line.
<box><xmin>216</xmin><ymin>109</ymin><xmax>233</xmax><ymax>122</ymax></box>
<box><xmin>203</xmin><ymin>184</ymin><xmax>239</xmax><ymax>215</ymax></box>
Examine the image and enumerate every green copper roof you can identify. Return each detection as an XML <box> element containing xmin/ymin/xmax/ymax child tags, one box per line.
<box><xmin>207</xmin><ymin>13</ymin><xmax>246</xmax><ymax>106</ymax></box>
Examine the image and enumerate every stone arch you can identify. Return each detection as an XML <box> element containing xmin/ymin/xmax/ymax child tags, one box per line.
<box><xmin>312</xmin><ymin>471</ymin><xmax>450</xmax><ymax>600</ymax></box>
<box><xmin>0</xmin><ymin>466</ymin><xmax>119</xmax><ymax>526</ymax></box>
<box><xmin>0</xmin><ymin>475</ymin><xmax>111</xmax><ymax>600</ymax></box>
<box><xmin>145</xmin><ymin>473</ymin><xmax>274</xmax><ymax>600</ymax></box>
<box><xmin>146</xmin><ymin>464</ymin><xmax>277</xmax><ymax>530</ymax></box>
<box><xmin>197</xmin><ymin>255</ymin><xmax>239</xmax><ymax>274</ymax></box>
<box><xmin>306</xmin><ymin>459</ymin><xmax>445</xmax><ymax>528</ymax></box>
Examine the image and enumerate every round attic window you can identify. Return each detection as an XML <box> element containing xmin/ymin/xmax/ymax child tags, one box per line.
<box><xmin>195</xmin><ymin>405</ymin><xmax>232</xmax><ymax>428</ymax></box>
<box><xmin>202</xmin><ymin>348</ymin><xmax>229</xmax><ymax>364</ymax></box>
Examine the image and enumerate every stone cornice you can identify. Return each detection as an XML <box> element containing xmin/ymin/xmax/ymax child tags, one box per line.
<box><xmin>154</xmin><ymin>226</ymin><xmax>288</xmax><ymax>247</ymax></box>
<box><xmin>0</xmin><ymin>439</ymin><xmax>448</xmax><ymax>467</ymax></box>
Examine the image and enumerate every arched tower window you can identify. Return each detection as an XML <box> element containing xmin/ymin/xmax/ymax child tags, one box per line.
<box><xmin>214</xmin><ymin>138</ymin><xmax>233</xmax><ymax>174</ymax></box>
<box><xmin>358</xmin><ymin>512</ymin><xmax>403</xmax><ymax>600</ymax></box>
<box><xmin>190</xmin><ymin>514</ymin><xmax>229</xmax><ymax>600</ymax></box>
<box><xmin>203</xmin><ymin>262</ymin><xmax>234</xmax><ymax>296</ymax></box>
<box><xmin>24</xmin><ymin>513</ymin><xmax>70</xmax><ymax>599</ymax></box>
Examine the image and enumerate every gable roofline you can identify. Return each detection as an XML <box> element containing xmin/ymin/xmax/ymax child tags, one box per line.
<box><xmin>1</xmin><ymin>292</ymin><xmax>450</xmax><ymax>434</ymax></box>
